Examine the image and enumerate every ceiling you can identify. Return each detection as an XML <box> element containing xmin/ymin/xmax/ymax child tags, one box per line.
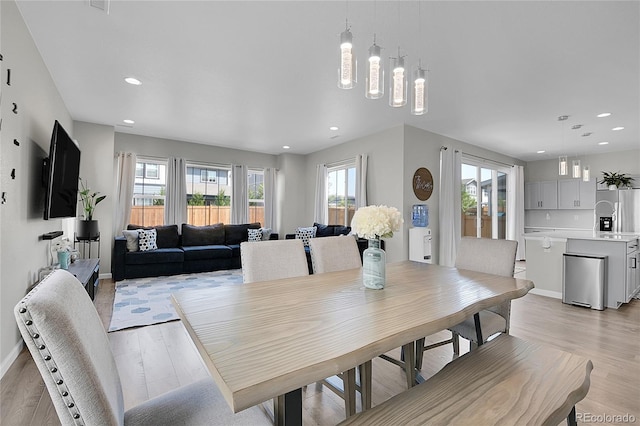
<box><xmin>16</xmin><ymin>1</ymin><xmax>640</xmax><ymax>162</ymax></box>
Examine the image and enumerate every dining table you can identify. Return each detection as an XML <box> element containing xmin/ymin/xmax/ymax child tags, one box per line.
<box><xmin>171</xmin><ymin>260</ymin><xmax>534</xmax><ymax>426</ymax></box>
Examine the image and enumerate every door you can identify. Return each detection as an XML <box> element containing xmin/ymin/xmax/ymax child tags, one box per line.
<box><xmin>462</xmin><ymin>161</ymin><xmax>508</xmax><ymax>239</ymax></box>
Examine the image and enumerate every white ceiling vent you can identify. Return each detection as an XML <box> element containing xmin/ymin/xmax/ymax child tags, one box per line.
<box><xmin>89</xmin><ymin>0</ymin><xmax>110</xmax><ymax>14</ymax></box>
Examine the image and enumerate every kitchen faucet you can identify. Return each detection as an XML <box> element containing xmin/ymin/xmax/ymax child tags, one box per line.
<box><xmin>593</xmin><ymin>200</ymin><xmax>616</xmax><ymax>232</ymax></box>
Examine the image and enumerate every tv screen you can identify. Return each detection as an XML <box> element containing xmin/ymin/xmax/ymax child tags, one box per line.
<box><xmin>43</xmin><ymin>120</ymin><xmax>81</xmax><ymax>220</ymax></box>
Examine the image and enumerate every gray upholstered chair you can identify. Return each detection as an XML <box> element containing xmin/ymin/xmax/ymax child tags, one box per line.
<box><xmin>309</xmin><ymin>235</ymin><xmax>362</xmax><ymax>274</ymax></box>
<box><xmin>240</xmin><ymin>239</ymin><xmax>309</xmax><ymax>283</ymax></box>
<box><xmin>14</xmin><ymin>269</ymin><xmax>270</xmax><ymax>426</ymax></box>
<box><xmin>308</xmin><ymin>235</ymin><xmax>371</xmax><ymax>413</ymax></box>
<box><xmin>415</xmin><ymin>237</ymin><xmax>518</xmax><ymax>370</ymax></box>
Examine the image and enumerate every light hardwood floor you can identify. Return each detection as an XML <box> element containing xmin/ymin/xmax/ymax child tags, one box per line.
<box><xmin>2</xmin><ymin>276</ymin><xmax>639</xmax><ymax>425</ymax></box>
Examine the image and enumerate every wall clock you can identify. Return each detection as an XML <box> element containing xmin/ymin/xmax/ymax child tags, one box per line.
<box><xmin>412</xmin><ymin>167</ymin><xmax>433</xmax><ymax>201</ymax></box>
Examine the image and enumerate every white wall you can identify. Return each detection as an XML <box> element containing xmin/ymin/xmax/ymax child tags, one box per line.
<box><xmin>276</xmin><ymin>153</ymin><xmax>307</xmax><ymax>238</ymax></box>
<box><xmin>0</xmin><ymin>0</ymin><xmax>73</xmax><ymax>374</ymax></box>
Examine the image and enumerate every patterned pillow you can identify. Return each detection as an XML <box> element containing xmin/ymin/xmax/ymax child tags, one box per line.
<box><xmin>137</xmin><ymin>228</ymin><xmax>158</xmax><ymax>252</ymax></box>
<box><xmin>122</xmin><ymin>229</ymin><xmax>139</xmax><ymax>252</ymax></box>
<box><xmin>247</xmin><ymin>228</ymin><xmax>262</xmax><ymax>242</ymax></box>
<box><xmin>260</xmin><ymin>227</ymin><xmax>272</xmax><ymax>241</ymax></box>
<box><xmin>295</xmin><ymin>226</ymin><xmax>317</xmax><ymax>247</ymax></box>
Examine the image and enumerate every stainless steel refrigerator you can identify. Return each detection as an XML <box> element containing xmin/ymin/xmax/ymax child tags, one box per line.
<box><xmin>596</xmin><ymin>189</ymin><xmax>640</xmax><ymax>233</ymax></box>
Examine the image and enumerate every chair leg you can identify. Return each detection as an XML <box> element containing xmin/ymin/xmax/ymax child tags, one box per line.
<box><xmin>452</xmin><ymin>331</ymin><xmax>460</xmax><ymax>355</ymax></box>
<box><xmin>358</xmin><ymin>361</ymin><xmax>372</xmax><ymax>410</ymax></box>
<box><xmin>415</xmin><ymin>337</ymin><xmax>426</xmax><ymax>371</ymax></box>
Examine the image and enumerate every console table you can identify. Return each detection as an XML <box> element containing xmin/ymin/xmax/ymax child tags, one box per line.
<box><xmin>67</xmin><ymin>258</ymin><xmax>100</xmax><ymax>300</ymax></box>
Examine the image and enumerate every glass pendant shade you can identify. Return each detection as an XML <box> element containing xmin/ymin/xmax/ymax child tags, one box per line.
<box><xmin>583</xmin><ymin>165</ymin><xmax>590</xmax><ymax>182</ymax></box>
<box><xmin>389</xmin><ymin>55</ymin><xmax>407</xmax><ymax>107</ymax></box>
<box><xmin>572</xmin><ymin>159</ymin><xmax>581</xmax><ymax>178</ymax></box>
<box><xmin>338</xmin><ymin>27</ymin><xmax>356</xmax><ymax>89</ymax></box>
<box><xmin>365</xmin><ymin>42</ymin><xmax>384</xmax><ymax>99</ymax></box>
<box><xmin>558</xmin><ymin>156</ymin><xmax>568</xmax><ymax>176</ymax></box>
<box><xmin>411</xmin><ymin>67</ymin><xmax>427</xmax><ymax>115</ymax></box>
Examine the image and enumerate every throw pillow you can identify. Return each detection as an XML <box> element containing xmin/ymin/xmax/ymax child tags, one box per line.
<box><xmin>122</xmin><ymin>229</ymin><xmax>139</xmax><ymax>252</ymax></box>
<box><xmin>260</xmin><ymin>227</ymin><xmax>272</xmax><ymax>241</ymax></box>
<box><xmin>247</xmin><ymin>228</ymin><xmax>262</xmax><ymax>242</ymax></box>
<box><xmin>295</xmin><ymin>226</ymin><xmax>317</xmax><ymax>247</ymax></box>
<box><xmin>138</xmin><ymin>228</ymin><xmax>158</xmax><ymax>252</ymax></box>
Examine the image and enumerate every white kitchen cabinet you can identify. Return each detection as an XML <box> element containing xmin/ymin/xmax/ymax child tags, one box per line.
<box><xmin>557</xmin><ymin>179</ymin><xmax>596</xmax><ymax>209</ymax></box>
<box><xmin>626</xmin><ymin>240</ymin><xmax>639</xmax><ymax>301</ymax></box>
<box><xmin>525</xmin><ymin>181</ymin><xmax>558</xmax><ymax>210</ymax></box>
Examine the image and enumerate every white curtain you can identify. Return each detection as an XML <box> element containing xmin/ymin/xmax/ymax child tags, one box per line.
<box><xmin>355</xmin><ymin>154</ymin><xmax>368</xmax><ymax>208</ymax></box>
<box><xmin>438</xmin><ymin>147</ymin><xmax>462</xmax><ymax>267</ymax></box>
<box><xmin>314</xmin><ymin>163</ymin><xmax>328</xmax><ymax>224</ymax></box>
<box><xmin>113</xmin><ymin>152</ymin><xmax>137</xmax><ymax>234</ymax></box>
<box><xmin>263</xmin><ymin>167</ymin><xmax>277</xmax><ymax>229</ymax></box>
<box><xmin>231</xmin><ymin>164</ymin><xmax>248</xmax><ymax>224</ymax></box>
<box><xmin>507</xmin><ymin>165</ymin><xmax>526</xmax><ymax>260</ymax></box>
<box><xmin>164</xmin><ymin>157</ymin><xmax>187</xmax><ymax>226</ymax></box>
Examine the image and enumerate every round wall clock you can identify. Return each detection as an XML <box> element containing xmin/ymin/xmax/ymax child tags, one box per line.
<box><xmin>412</xmin><ymin>167</ymin><xmax>433</xmax><ymax>201</ymax></box>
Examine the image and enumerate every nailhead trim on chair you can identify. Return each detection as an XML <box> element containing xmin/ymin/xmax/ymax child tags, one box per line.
<box><xmin>16</xmin><ymin>299</ymin><xmax>84</xmax><ymax>426</ymax></box>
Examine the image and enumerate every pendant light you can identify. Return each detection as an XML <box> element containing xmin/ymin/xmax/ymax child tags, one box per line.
<box><xmin>558</xmin><ymin>115</ymin><xmax>569</xmax><ymax>176</ymax></box>
<box><xmin>365</xmin><ymin>35</ymin><xmax>384</xmax><ymax>99</ymax></box>
<box><xmin>389</xmin><ymin>49</ymin><xmax>407</xmax><ymax>107</ymax></box>
<box><xmin>338</xmin><ymin>21</ymin><xmax>356</xmax><ymax>89</ymax></box>
<box><xmin>411</xmin><ymin>63</ymin><xmax>427</xmax><ymax>115</ymax></box>
<box><xmin>583</xmin><ymin>164</ymin><xmax>591</xmax><ymax>182</ymax></box>
<box><xmin>570</xmin><ymin>124</ymin><xmax>581</xmax><ymax>179</ymax></box>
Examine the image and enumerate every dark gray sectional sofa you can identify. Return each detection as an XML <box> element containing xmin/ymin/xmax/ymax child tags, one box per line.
<box><xmin>112</xmin><ymin>223</ymin><xmax>276</xmax><ymax>281</ymax></box>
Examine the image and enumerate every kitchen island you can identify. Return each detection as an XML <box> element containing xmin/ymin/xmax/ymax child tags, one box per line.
<box><xmin>524</xmin><ymin>230</ymin><xmax>640</xmax><ymax>309</ymax></box>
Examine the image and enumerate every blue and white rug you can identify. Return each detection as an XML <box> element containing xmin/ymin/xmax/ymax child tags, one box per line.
<box><xmin>109</xmin><ymin>269</ymin><xmax>243</xmax><ymax>332</ymax></box>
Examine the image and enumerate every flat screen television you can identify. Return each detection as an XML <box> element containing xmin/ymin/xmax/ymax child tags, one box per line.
<box><xmin>43</xmin><ymin>120</ymin><xmax>81</xmax><ymax>220</ymax></box>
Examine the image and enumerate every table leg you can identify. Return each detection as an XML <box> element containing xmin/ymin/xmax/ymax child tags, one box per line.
<box><xmin>274</xmin><ymin>388</ymin><xmax>302</xmax><ymax>426</ymax></box>
<box><xmin>358</xmin><ymin>360</ymin><xmax>372</xmax><ymax>410</ymax></box>
<box><xmin>343</xmin><ymin>368</ymin><xmax>356</xmax><ymax>417</ymax></box>
<box><xmin>474</xmin><ymin>312</ymin><xmax>484</xmax><ymax>346</ymax></box>
<box><xmin>402</xmin><ymin>341</ymin><xmax>416</xmax><ymax>388</ymax></box>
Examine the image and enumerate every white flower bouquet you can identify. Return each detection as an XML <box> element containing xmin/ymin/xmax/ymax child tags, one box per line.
<box><xmin>351</xmin><ymin>205</ymin><xmax>403</xmax><ymax>240</ymax></box>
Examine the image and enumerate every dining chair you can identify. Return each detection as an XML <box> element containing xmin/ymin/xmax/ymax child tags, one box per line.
<box><xmin>308</xmin><ymin>235</ymin><xmax>372</xmax><ymax>413</ymax></box>
<box><xmin>14</xmin><ymin>269</ymin><xmax>271</xmax><ymax>426</ymax></box>
<box><xmin>240</xmin><ymin>238</ymin><xmax>310</xmax><ymax>283</ymax></box>
<box><xmin>309</xmin><ymin>235</ymin><xmax>362</xmax><ymax>273</ymax></box>
<box><xmin>415</xmin><ymin>237</ymin><xmax>518</xmax><ymax>370</ymax></box>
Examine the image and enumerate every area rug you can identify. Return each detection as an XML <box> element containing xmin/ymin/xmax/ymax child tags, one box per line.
<box><xmin>109</xmin><ymin>269</ymin><xmax>243</xmax><ymax>332</ymax></box>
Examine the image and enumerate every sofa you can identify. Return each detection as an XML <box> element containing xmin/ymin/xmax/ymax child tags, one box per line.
<box><xmin>112</xmin><ymin>223</ymin><xmax>277</xmax><ymax>281</ymax></box>
<box><xmin>285</xmin><ymin>223</ymin><xmax>382</xmax><ymax>274</ymax></box>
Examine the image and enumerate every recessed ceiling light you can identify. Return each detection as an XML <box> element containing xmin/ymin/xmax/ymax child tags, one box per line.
<box><xmin>537</xmin><ymin>150</ymin><xmax>545</xmax><ymax>154</ymax></box>
<box><xmin>612</xmin><ymin>126</ymin><xmax>624</xmax><ymax>131</ymax></box>
<box><xmin>596</xmin><ymin>112</ymin><xmax>611</xmax><ymax>118</ymax></box>
<box><xmin>124</xmin><ymin>77</ymin><xmax>142</xmax><ymax>85</ymax></box>
<box><xmin>282</xmin><ymin>145</ymin><xmax>290</xmax><ymax>149</ymax></box>
<box><xmin>329</xmin><ymin>126</ymin><xmax>339</xmax><ymax>131</ymax></box>
<box><xmin>123</xmin><ymin>119</ymin><xmax>135</xmax><ymax>124</ymax></box>
<box><xmin>598</xmin><ymin>141</ymin><xmax>609</xmax><ymax>145</ymax></box>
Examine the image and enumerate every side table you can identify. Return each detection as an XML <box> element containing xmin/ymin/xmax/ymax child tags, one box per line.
<box><xmin>67</xmin><ymin>258</ymin><xmax>100</xmax><ymax>300</ymax></box>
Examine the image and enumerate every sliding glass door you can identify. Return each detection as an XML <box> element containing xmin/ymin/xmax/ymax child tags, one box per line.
<box><xmin>461</xmin><ymin>160</ymin><xmax>508</xmax><ymax>239</ymax></box>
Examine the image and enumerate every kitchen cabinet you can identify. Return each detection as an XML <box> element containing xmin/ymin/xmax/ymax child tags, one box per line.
<box><xmin>557</xmin><ymin>179</ymin><xmax>596</xmax><ymax>209</ymax></box>
<box><xmin>626</xmin><ymin>240</ymin><xmax>639</xmax><ymax>301</ymax></box>
<box><xmin>525</xmin><ymin>181</ymin><xmax>558</xmax><ymax>210</ymax></box>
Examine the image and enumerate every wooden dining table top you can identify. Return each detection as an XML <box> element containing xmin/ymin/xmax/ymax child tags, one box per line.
<box><xmin>171</xmin><ymin>260</ymin><xmax>534</xmax><ymax>414</ymax></box>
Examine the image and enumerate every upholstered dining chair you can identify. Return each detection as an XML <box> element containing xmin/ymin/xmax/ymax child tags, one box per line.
<box><xmin>308</xmin><ymin>235</ymin><xmax>372</xmax><ymax>413</ymax></box>
<box><xmin>14</xmin><ymin>269</ymin><xmax>270</xmax><ymax>426</ymax></box>
<box><xmin>415</xmin><ymin>237</ymin><xmax>518</xmax><ymax>370</ymax></box>
<box><xmin>309</xmin><ymin>235</ymin><xmax>362</xmax><ymax>274</ymax></box>
<box><xmin>240</xmin><ymin>238</ymin><xmax>309</xmax><ymax>283</ymax></box>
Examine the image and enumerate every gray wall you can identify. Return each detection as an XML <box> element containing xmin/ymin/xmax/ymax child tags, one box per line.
<box><xmin>0</xmin><ymin>0</ymin><xmax>73</xmax><ymax>374</ymax></box>
<box><xmin>524</xmin><ymin>149</ymin><xmax>640</xmax><ymax>230</ymax></box>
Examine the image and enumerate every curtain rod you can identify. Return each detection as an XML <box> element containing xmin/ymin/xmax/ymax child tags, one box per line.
<box><xmin>462</xmin><ymin>152</ymin><xmax>514</xmax><ymax>168</ymax></box>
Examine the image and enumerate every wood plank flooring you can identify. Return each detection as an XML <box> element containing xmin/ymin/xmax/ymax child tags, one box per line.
<box><xmin>1</xmin><ymin>275</ymin><xmax>639</xmax><ymax>425</ymax></box>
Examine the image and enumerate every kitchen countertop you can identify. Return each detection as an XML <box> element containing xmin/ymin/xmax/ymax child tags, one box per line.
<box><xmin>523</xmin><ymin>230</ymin><xmax>640</xmax><ymax>242</ymax></box>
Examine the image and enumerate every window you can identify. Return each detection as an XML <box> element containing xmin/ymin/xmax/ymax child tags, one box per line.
<box><xmin>130</xmin><ymin>159</ymin><xmax>167</xmax><ymax>226</ymax></box>
<box><xmin>248</xmin><ymin>170</ymin><xmax>264</xmax><ymax>225</ymax></box>
<box><xmin>186</xmin><ymin>164</ymin><xmax>232</xmax><ymax>225</ymax></box>
<box><xmin>327</xmin><ymin>162</ymin><xmax>356</xmax><ymax>226</ymax></box>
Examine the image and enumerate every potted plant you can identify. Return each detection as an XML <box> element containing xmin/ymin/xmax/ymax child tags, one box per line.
<box><xmin>77</xmin><ymin>178</ymin><xmax>106</xmax><ymax>239</ymax></box>
<box><xmin>599</xmin><ymin>171</ymin><xmax>634</xmax><ymax>190</ymax></box>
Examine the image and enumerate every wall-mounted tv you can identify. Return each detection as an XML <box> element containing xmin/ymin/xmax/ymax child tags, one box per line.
<box><xmin>43</xmin><ymin>120</ymin><xmax>81</xmax><ymax>220</ymax></box>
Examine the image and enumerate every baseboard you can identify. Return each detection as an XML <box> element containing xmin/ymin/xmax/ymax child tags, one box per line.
<box><xmin>529</xmin><ymin>288</ymin><xmax>562</xmax><ymax>300</ymax></box>
<box><xmin>1</xmin><ymin>340</ymin><xmax>24</xmax><ymax>379</ymax></box>
<box><xmin>99</xmin><ymin>272</ymin><xmax>112</xmax><ymax>280</ymax></box>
